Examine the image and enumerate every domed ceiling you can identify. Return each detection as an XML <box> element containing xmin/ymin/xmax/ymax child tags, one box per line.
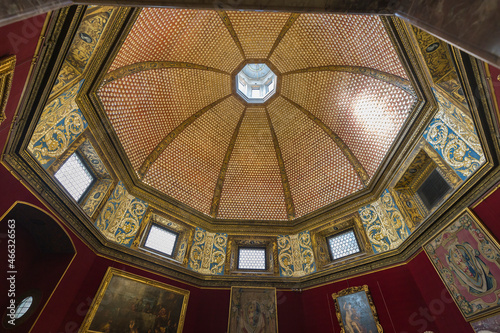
<box><xmin>97</xmin><ymin>9</ymin><xmax>417</xmax><ymax>221</ymax></box>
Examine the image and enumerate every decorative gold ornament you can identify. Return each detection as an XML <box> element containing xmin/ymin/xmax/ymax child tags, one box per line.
<box><xmin>0</xmin><ymin>55</ymin><xmax>16</xmax><ymax>126</ymax></box>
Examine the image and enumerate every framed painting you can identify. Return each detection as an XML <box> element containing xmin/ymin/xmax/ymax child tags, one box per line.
<box><xmin>80</xmin><ymin>267</ymin><xmax>189</xmax><ymax>333</ymax></box>
<box><xmin>424</xmin><ymin>209</ymin><xmax>500</xmax><ymax>321</ymax></box>
<box><xmin>471</xmin><ymin>312</ymin><xmax>500</xmax><ymax>332</ymax></box>
<box><xmin>228</xmin><ymin>286</ymin><xmax>278</xmax><ymax>333</ymax></box>
<box><xmin>331</xmin><ymin>285</ymin><xmax>383</xmax><ymax>333</ymax></box>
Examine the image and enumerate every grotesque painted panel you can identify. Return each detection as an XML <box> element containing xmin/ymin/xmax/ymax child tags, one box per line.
<box><xmin>188</xmin><ymin>227</ymin><xmax>227</xmax><ymax>275</ymax></box>
<box><xmin>82</xmin><ymin>178</ymin><xmax>113</xmax><ymax>217</ymax></box>
<box><xmin>359</xmin><ymin>189</ymin><xmax>410</xmax><ymax>253</ymax></box>
<box><xmin>277</xmin><ymin>230</ymin><xmax>316</xmax><ymax>277</ymax></box>
<box><xmin>95</xmin><ymin>181</ymin><xmax>148</xmax><ymax>247</ymax></box>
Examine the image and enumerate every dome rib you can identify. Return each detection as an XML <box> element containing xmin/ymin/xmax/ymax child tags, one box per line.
<box><xmin>283</xmin><ymin>65</ymin><xmax>414</xmax><ymax>96</ymax></box>
<box><xmin>209</xmin><ymin>107</ymin><xmax>247</xmax><ymax>218</ymax></box>
<box><xmin>102</xmin><ymin>61</ymin><xmax>230</xmax><ymax>86</ymax></box>
<box><xmin>138</xmin><ymin>94</ymin><xmax>232</xmax><ymax>179</ymax></box>
<box><xmin>265</xmin><ymin>107</ymin><xmax>296</xmax><ymax>220</ymax></box>
<box><xmin>216</xmin><ymin>11</ymin><xmax>246</xmax><ymax>59</ymax></box>
<box><xmin>281</xmin><ymin>95</ymin><xmax>370</xmax><ymax>187</ymax></box>
<box><xmin>267</xmin><ymin>13</ymin><xmax>301</xmax><ymax>59</ymax></box>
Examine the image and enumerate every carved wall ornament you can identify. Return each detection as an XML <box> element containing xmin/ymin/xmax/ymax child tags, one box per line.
<box><xmin>0</xmin><ymin>55</ymin><xmax>16</xmax><ymax>126</ymax></box>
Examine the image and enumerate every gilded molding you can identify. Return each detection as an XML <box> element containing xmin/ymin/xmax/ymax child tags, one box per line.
<box><xmin>282</xmin><ymin>95</ymin><xmax>370</xmax><ymax>186</ymax></box>
<box><xmin>216</xmin><ymin>10</ymin><xmax>245</xmax><ymax>59</ymax></box>
<box><xmin>0</xmin><ymin>55</ymin><xmax>15</xmax><ymax>126</ymax></box>
<box><xmin>265</xmin><ymin>107</ymin><xmax>295</xmax><ymax>220</ymax></box>
<box><xmin>225</xmin><ymin>236</ymin><xmax>277</xmax><ymax>276</ymax></box>
<box><xmin>138</xmin><ymin>94</ymin><xmax>232</xmax><ymax>179</ymax></box>
<box><xmin>284</xmin><ymin>65</ymin><xmax>415</xmax><ymax>96</ymax></box>
<box><xmin>102</xmin><ymin>61</ymin><xmax>229</xmax><ymax>86</ymax></box>
<box><xmin>410</xmin><ymin>26</ymin><xmax>468</xmax><ymax>110</ymax></box>
<box><xmin>267</xmin><ymin>13</ymin><xmax>300</xmax><ymax>59</ymax></box>
<box><xmin>48</xmin><ymin>6</ymin><xmax>116</xmax><ymax>103</ymax></box>
<box><xmin>210</xmin><ymin>107</ymin><xmax>246</xmax><ymax>218</ymax></box>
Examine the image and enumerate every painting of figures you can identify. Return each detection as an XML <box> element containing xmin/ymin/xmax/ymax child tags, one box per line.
<box><xmin>424</xmin><ymin>209</ymin><xmax>500</xmax><ymax>321</ymax></box>
<box><xmin>80</xmin><ymin>268</ymin><xmax>189</xmax><ymax>333</ymax></box>
<box><xmin>332</xmin><ymin>285</ymin><xmax>383</xmax><ymax>333</ymax></box>
<box><xmin>228</xmin><ymin>287</ymin><xmax>278</xmax><ymax>333</ymax></box>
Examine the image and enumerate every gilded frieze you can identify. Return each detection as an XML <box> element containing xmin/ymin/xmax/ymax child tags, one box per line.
<box><xmin>30</xmin><ymin>81</ymin><xmax>81</xmax><ymax>145</ymax></box>
<box><xmin>277</xmin><ymin>230</ymin><xmax>316</xmax><ymax>277</ymax></box>
<box><xmin>423</xmin><ymin>117</ymin><xmax>483</xmax><ymax>180</ymax></box>
<box><xmin>95</xmin><ymin>181</ymin><xmax>148</xmax><ymax>247</ymax></box>
<box><xmin>50</xmin><ymin>7</ymin><xmax>115</xmax><ymax>99</ymax></box>
<box><xmin>82</xmin><ymin>178</ymin><xmax>113</xmax><ymax>217</ymax></box>
<box><xmin>411</xmin><ymin>26</ymin><xmax>467</xmax><ymax>110</ymax></box>
<box><xmin>359</xmin><ymin>190</ymin><xmax>410</xmax><ymax>253</ymax></box>
<box><xmin>433</xmin><ymin>89</ymin><xmax>484</xmax><ymax>160</ymax></box>
<box><xmin>78</xmin><ymin>139</ymin><xmax>110</xmax><ymax>178</ymax></box>
<box><xmin>188</xmin><ymin>227</ymin><xmax>227</xmax><ymax>275</ymax></box>
<box><xmin>29</xmin><ymin>108</ymin><xmax>88</xmax><ymax>169</ymax></box>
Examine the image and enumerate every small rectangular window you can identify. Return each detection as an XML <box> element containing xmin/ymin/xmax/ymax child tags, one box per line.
<box><xmin>417</xmin><ymin>169</ymin><xmax>451</xmax><ymax>210</ymax></box>
<box><xmin>327</xmin><ymin>229</ymin><xmax>360</xmax><ymax>260</ymax></box>
<box><xmin>54</xmin><ymin>153</ymin><xmax>95</xmax><ymax>202</ymax></box>
<box><xmin>238</xmin><ymin>247</ymin><xmax>266</xmax><ymax>270</ymax></box>
<box><xmin>144</xmin><ymin>224</ymin><xmax>178</xmax><ymax>257</ymax></box>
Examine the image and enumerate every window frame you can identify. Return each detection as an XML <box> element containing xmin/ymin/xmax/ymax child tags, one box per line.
<box><xmin>237</xmin><ymin>246</ymin><xmax>268</xmax><ymax>271</ymax></box>
<box><xmin>326</xmin><ymin>228</ymin><xmax>361</xmax><ymax>261</ymax></box>
<box><xmin>142</xmin><ymin>223</ymin><xmax>180</xmax><ymax>259</ymax></box>
<box><xmin>54</xmin><ymin>150</ymin><xmax>96</xmax><ymax>204</ymax></box>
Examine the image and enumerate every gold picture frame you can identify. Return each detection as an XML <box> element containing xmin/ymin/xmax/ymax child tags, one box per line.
<box><xmin>0</xmin><ymin>55</ymin><xmax>16</xmax><ymax>126</ymax></box>
<box><xmin>331</xmin><ymin>285</ymin><xmax>383</xmax><ymax>333</ymax></box>
<box><xmin>227</xmin><ymin>286</ymin><xmax>278</xmax><ymax>333</ymax></box>
<box><xmin>80</xmin><ymin>267</ymin><xmax>190</xmax><ymax>333</ymax></box>
<box><xmin>423</xmin><ymin>208</ymin><xmax>500</xmax><ymax>321</ymax></box>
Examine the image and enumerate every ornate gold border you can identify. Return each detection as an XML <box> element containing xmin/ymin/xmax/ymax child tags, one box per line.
<box><xmin>80</xmin><ymin>267</ymin><xmax>190</xmax><ymax>333</ymax></box>
<box><xmin>331</xmin><ymin>285</ymin><xmax>383</xmax><ymax>333</ymax></box>
<box><xmin>0</xmin><ymin>55</ymin><xmax>16</xmax><ymax>126</ymax></box>
<box><xmin>423</xmin><ymin>208</ymin><xmax>500</xmax><ymax>322</ymax></box>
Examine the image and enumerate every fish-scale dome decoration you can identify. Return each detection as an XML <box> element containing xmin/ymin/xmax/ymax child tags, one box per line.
<box><xmin>98</xmin><ymin>9</ymin><xmax>416</xmax><ymax>221</ymax></box>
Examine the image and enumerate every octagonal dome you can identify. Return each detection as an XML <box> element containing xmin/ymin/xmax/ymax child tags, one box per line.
<box><xmin>98</xmin><ymin>9</ymin><xmax>416</xmax><ymax>221</ymax></box>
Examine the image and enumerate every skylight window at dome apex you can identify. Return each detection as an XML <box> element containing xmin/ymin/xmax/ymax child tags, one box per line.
<box><xmin>236</xmin><ymin>63</ymin><xmax>277</xmax><ymax>103</ymax></box>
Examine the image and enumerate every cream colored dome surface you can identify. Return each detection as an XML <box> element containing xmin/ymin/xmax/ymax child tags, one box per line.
<box><xmin>97</xmin><ymin>9</ymin><xmax>416</xmax><ymax>221</ymax></box>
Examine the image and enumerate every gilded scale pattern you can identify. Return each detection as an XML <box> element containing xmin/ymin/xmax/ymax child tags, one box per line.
<box><xmin>95</xmin><ymin>181</ymin><xmax>148</xmax><ymax>247</ymax></box>
<box><xmin>98</xmin><ymin>8</ymin><xmax>414</xmax><ymax>220</ymax></box>
<box><xmin>277</xmin><ymin>230</ymin><xmax>316</xmax><ymax>277</ymax></box>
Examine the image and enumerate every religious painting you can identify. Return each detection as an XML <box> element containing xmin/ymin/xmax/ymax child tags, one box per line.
<box><xmin>471</xmin><ymin>312</ymin><xmax>500</xmax><ymax>333</ymax></box>
<box><xmin>424</xmin><ymin>209</ymin><xmax>500</xmax><ymax>321</ymax></box>
<box><xmin>331</xmin><ymin>285</ymin><xmax>383</xmax><ymax>333</ymax></box>
<box><xmin>80</xmin><ymin>267</ymin><xmax>189</xmax><ymax>333</ymax></box>
<box><xmin>228</xmin><ymin>286</ymin><xmax>278</xmax><ymax>333</ymax></box>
